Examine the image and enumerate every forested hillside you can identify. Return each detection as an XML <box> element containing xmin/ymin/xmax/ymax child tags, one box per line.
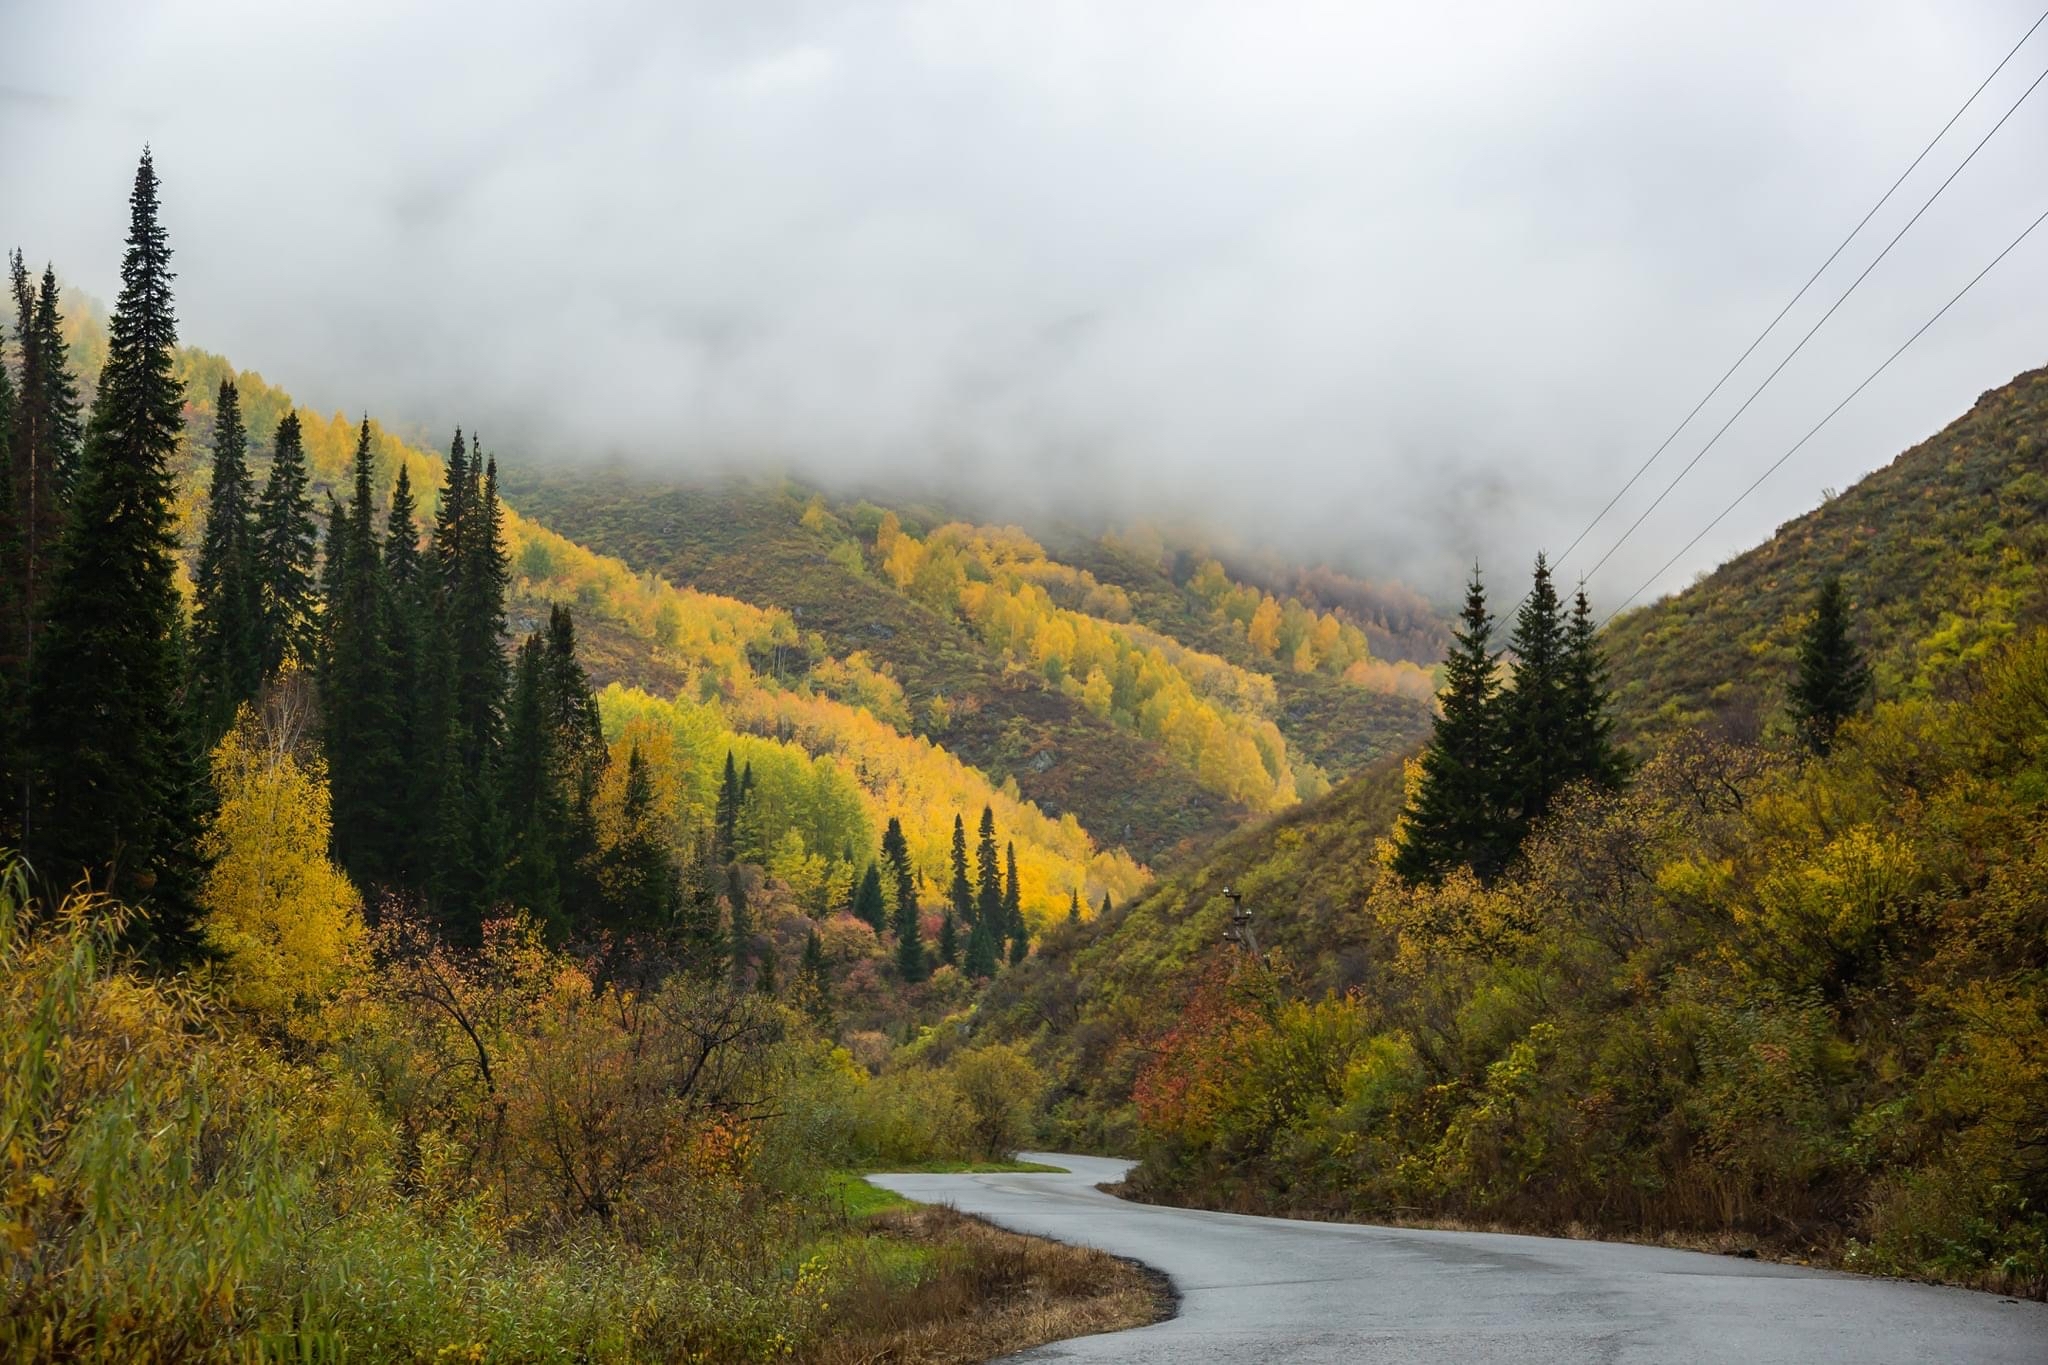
<box><xmin>506</xmin><ymin>472</ymin><xmax>1441</xmax><ymax>863</ymax></box>
<box><xmin>1602</xmin><ymin>365</ymin><xmax>2048</xmax><ymax>746</ymax></box>
<box><xmin>980</xmin><ymin>371</ymin><xmax>2048</xmax><ymax>1300</ymax></box>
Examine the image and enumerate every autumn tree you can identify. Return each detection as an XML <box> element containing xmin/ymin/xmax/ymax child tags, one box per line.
<box><xmin>1787</xmin><ymin>575</ymin><xmax>1872</xmax><ymax>756</ymax></box>
<box><xmin>27</xmin><ymin>150</ymin><xmax>202</xmax><ymax>939</ymax></box>
<box><xmin>191</xmin><ymin>377</ymin><xmax>261</xmax><ymax>741</ymax></box>
<box><xmin>199</xmin><ymin>677</ymin><xmax>363</xmax><ymax>1018</ymax></box>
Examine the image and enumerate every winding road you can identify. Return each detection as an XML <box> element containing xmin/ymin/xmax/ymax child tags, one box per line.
<box><xmin>868</xmin><ymin>1154</ymin><xmax>2048</xmax><ymax>1364</ymax></box>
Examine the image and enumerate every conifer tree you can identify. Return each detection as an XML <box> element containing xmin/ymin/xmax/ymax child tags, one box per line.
<box><xmin>381</xmin><ymin>466</ymin><xmax>433</xmax><ymax>882</ymax></box>
<box><xmin>1392</xmin><ymin>565</ymin><xmax>1509</xmax><ymax>885</ymax></box>
<box><xmin>728</xmin><ymin>863</ymin><xmax>754</xmax><ymax>985</ymax></box>
<box><xmin>894</xmin><ymin>881</ymin><xmax>927</xmax><ymax>982</ymax></box>
<box><xmin>755</xmin><ymin>942</ymin><xmax>779</xmax><ymax>996</ymax></box>
<box><xmin>1499</xmin><ymin>554</ymin><xmax>1571</xmax><ymax>839</ymax></box>
<box><xmin>436</xmin><ymin>447</ymin><xmax>511</xmax><ymax>929</ymax></box>
<box><xmin>27</xmin><ymin>151</ymin><xmax>202</xmax><ymax>936</ymax></box>
<box><xmin>500</xmin><ymin>632</ymin><xmax>565</xmax><ymax>933</ymax></box>
<box><xmin>191</xmin><ymin>378</ymin><xmax>261</xmax><ymax>741</ymax></box>
<box><xmin>1003</xmin><ymin>841</ymin><xmax>1026</xmax><ymax>964</ymax></box>
<box><xmin>949</xmin><ymin>812</ymin><xmax>975</xmax><ymax>923</ymax></box>
<box><xmin>1788</xmin><ymin>575</ymin><xmax>1872</xmax><ymax>756</ymax></box>
<box><xmin>1099</xmin><ymin>891</ymin><xmax>1113</xmax><ymax>918</ymax></box>
<box><xmin>676</xmin><ymin>828</ymin><xmax>727</xmax><ymax>976</ymax></box>
<box><xmin>1561</xmin><ymin>586</ymin><xmax>1625</xmax><ymax>791</ymax></box>
<box><xmin>798</xmin><ymin>929</ymin><xmax>834</xmax><ymax>1031</ymax></box>
<box><xmin>605</xmin><ymin>744</ymin><xmax>681</xmax><ymax>938</ymax></box>
<box><xmin>851</xmin><ymin>861</ymin><xmax>887</xmax><ymax>937</ymax></box>
<box><xmin>29</xmin><ymin>268</ymin><xmax>82</xmax><ymax>502</ymax></box>
<box><xmin>881</xmin><ymin>816</ymin><xmax>915</xmax><ymax>921</ymax></box>
<box><xmin>938</xmin><ymin>909</ymin><xmax>960</xmax><ymax>967</ymax></box>
<box><xmin>1069</xmin><ymin>889</ymin><xmax>1081</xmax><ymax>924</ymax></box>
<box><xmin>323</xmin><ymin>419</ymin><xmax>404</xmax><ymax>888</ymax></box>
<box><xmin>974</xmin><ymin>805</ymin><xmax>1002</xmax><ymax>927</ymax></box>
<box><xmin>0</xmin><ymin>341</ymin><xmax>21</xmax><ymax>844</ymax></box>
<box><xmin>254</xmin><ymin>411</ymin><xmax>319</xmax><ymax>674</ymax></box>
<box><xmin>714</xmin><ymin>750</ymin><xmax>741</xmax><ymax>862</ymax></box>
<box><xmin>7</xmin><ymin>253</ymin><xmax>73</xmax><ymax>647</ymax></box>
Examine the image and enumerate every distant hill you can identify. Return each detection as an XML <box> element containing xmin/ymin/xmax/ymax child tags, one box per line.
<box><xmin>502</xmin><ymin>472</ymin><xmax>1442</xmax><ymax>865</ymax></box>
<box><xmin>1602</xmin><ymin>364</ymin><xmax>2048</xmax><ymax>746</ymax></box>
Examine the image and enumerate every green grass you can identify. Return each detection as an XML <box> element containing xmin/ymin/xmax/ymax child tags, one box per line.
<box><xmin>861</xmin><ymin>1158</ymin><xmax>1068</xmax><ymax>1175</ymax></box>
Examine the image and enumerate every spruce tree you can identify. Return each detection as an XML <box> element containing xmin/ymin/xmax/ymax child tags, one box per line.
<box><xmin>755</xmin><ymin>942</ymin><xmax>778</xmax><ymax>996</ymax></box>
<box><xmin>323</xmin><ymin>419</ymin><xmax>403</xmax><ymax>890</ymax></box>
<box><xmin>1561</xmin><ymin>586</ymin><xmax>1625</xmax><ymax>792</ymax></box>
<box><xmin>949</xmin><ymin>812</ymin><xmax>975</xmax><ymax>924</ymax></box>
<box><xmin>436</xmin><ymin>447</ymin><xmax>511</xmax><ymax>929</ymax></box>
<box><xmin>938</xmin><ymin>909</ymin><xmax>960</xmax><ymax>967</ymax></box>
<box><xmin>1392</xmin><ymin>564</ymin><xmax>1508</xmax><ymax>885</ymax></box>
<box><xmin>0</xmin><ymin>340</ymin><xmax>21</xmax><ymax>845</ymax></box>
<box><xmin>499</xmin><ymin>631</ymin><xmax>565</xmax><ymax>934</ymax></box>
<box><xmin>605</xmin><ymin>744</ymin><xmax>680</xmax><ymax>939</ymax></box>
<box><xmin>1499</xmin><ymin>553</ymin><xmax>1571</xmax><ymax>840</ymax></box>
<box><xmin>798</xmin><ymin>929</ymin><xmax>835</xmax><ymax>1031</ymax></box>
<box><xmin>1069</xmin><ymin>889</ymin><xmax>1081</xmax><ymax>924</ymax></box>
<box><xmin>1787</xmin><ymin>575</ymin><xmax>1872</xmax><ymax>756</ymax></box>
<box><xmin>30</xmin><ymin>268</ymin><xmax>83</xmax><ymax>502</ymax></box>
<box><xmin>728</xmin><ymin>863</ymin><xmax>754</xmax><ymax>985</ymax></box>
<box><xmin>893</xmin><ymin>879</ymin><xmax>927</xmax><ymax>982</ymax></box>
<box><xmin>974</xmin><ymin>806</ymin><xmax>1002</xmax><ymax>927</ymax></box>
<box><xmin>27</xmin><ymin>150</ymin><xmax>201</xmax><ymax>937</ymax></box>
<box><xmin>881</xmin><ymin>816</ymin><xmax>915</xmax><ymax>922</ymax></box>
<box><xmin>851</xmin><ymin>862</ymin><xmax>887</xmax><ymax>937</ymax></box>
<box><xmin>1099</xmin><ymin>891</ymin><xmax>1113</xmax><ymax>918</ymax></box>
<box><xmin>714</xmin><ymin>751</ymin><xmax>741</xmax><ymax>862</ymax></box>
<box><xmin>254</xmin><ymin>411</ymin><xmax>319</xmax><ymax>674</ymax></box>
<box><xmin>1003</xmin><ymin>842</ymin><xmax>1027</xmax><ymax>965</ymax></box>
<box><xmin>190</xmin><ymin>377</ymin><xmax>261</xmax><ymax>741</ymax></box>
<box><xmin>677</xmin><ymin>828</ymin><xmax>728</xmax><ymax>976</ymax></box>
<box><xmin>541</xmin><ymin>604</ymin><xmax>606</xmax><ymax>914</ymax></box>
<box><xmin>382</xmin><ymin>466</ymin><xmax>432</xmax><ymax>883</ymax></box>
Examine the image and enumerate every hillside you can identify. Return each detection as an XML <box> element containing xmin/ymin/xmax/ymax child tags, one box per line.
<box><xmin>981</xmin><ymin>364</ymin><xmax>2048</xmax><ymax>1298</ymax></box>
<box><xmin>1602</xmin><ymin>364</ymin><xmax>2048</xmax><ymax>745</ymax></box>
<box><xmin>505</xmin><ymin>471</ymin><xmax>1440</xmax><ymax>864</ymax></box>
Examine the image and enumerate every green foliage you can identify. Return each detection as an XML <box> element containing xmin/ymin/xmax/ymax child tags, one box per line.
<box><xmin>1787</xmin><ymin>575</ymin><xmax>1873</xmax><ymax>755</ymax></box>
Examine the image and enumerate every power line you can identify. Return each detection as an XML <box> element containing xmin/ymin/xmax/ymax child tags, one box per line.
<box><xmin>1577</xmin><ymin>54</ymin><xmax>2048</xmax><ymax>588</ymax></box>
<box><xmin>1600</xmin><ymin>200</ymin><xmax>2048</xmax><ymax>627</ymax></box>
<box><xmin>1550</xmin><ymin>4</ymin><xmax>2048</xmax><ymax>574</ymax></box>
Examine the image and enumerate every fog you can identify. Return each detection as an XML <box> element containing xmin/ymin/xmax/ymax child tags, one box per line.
<box><xmin>6</xmin><ymin>1</ymin><xmax>2046</xmax><ymax>605</ymax></box>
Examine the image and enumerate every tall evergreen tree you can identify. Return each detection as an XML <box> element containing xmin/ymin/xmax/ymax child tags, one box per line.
<box><xmin>27</xmin><ymin>150</ymin><xmax>201</xmax><ymax>937</ymax></box>
<box><xmin>0</xmin><ymin>337</ymin><xmax>21</xmax><ymax>845</ymax></box>
<box><xmin>500</xmin><ymin>631</ymin><xmax>565</xmax><ymax>934</ymax></box>
<box><xmin>1392</xmin><ymin>565</ymin><xmax>1509</xmax><ymax>885</ymax></box>
<box><xmin>728</xmin><ymin>863</ymin><xmax>754</xmax><ymax>985</ymax></box>
<box><xmin>1499</xmin><ymin>554</ymin><xmax>1572</xmax><ymax>839</ymax></box>
<box><xmin>677</xmin><ymin>828</ymin><xmax>728</xmax><ymax>976</ymax></box>
<box><xmin>605</xmin><ymin>744</ymin><xmax>681</xmax><ymax>936</ymax></box>
<box><xmin>323</xmin><ymin>418</ymin><xmax>403</xmax><ymax>888</ymax></box>
<box><xmin>1003</xmin><ymin>841</ymin><xmax>1027</xmax><ymax>965</ymax></box>
<box><xmin>381</xmin><ymin>465</ymin><xmax>432</xmax><ymax>883</ymax></box>
<box><xmin>938</xmin><ymin>909</ymin><xmax>960</xmax><ymax>967</ymax></box>
<box><xmin>714</xmin><ymin>750</ymin><xmax>741</xmax><ymax>862</ymax></box>
<box><xmin>1561</xmin><ymin>586</ymin><xmax>1625</xmax><ymax>792</ymax></box>
<box><xmin>851</xmin><ymin>861</ymin><xmax>887</xmax><ymax>937</ymax></box>
<box><xmin>29</xmin><ymin>267</ymin><xmax>82</xmax><ymax>502</ymax></box>
<box><xmin>254</xmin><ymin>411</ymin><xmax>319</xmax><ymax>674</ymax></box>
<box><xmin>880</xmin><ymin>816</ymin><xmax>915</xmax><ymax>921</ymax></box>
<box><xmin>1787</xmin><ymin>575</ymin><xmax>1872</xmax><ymax>756</ymax></box>
<box><xmin>1069</xmin><ymin>889</ymin><xmax>1081</xmax><ymax>924</ymax></box>
<box><xmin>7</xmin><ymin>253</ymin><xmax>73</xmax><ymax>650</ymax></box>
<box><xmin>949</xmin><ymin>812</ymin><xmax>975</xmax><ymax>923</ymax></box>
<box><xmin>974</xmin><ymin>806</ymin><xmax>1002</xmax><ymax>927</ymax></box>
<box><xmin>190</xmin><ymin>377</ymin><xmax>261</xmax><ymax>741</ymax></box>
<box><xmin>435</xmin><ymin>446</ymin><xmax>511</xmax><ymax>930</ymax></box>
<box><xmin>798</xmin><ymin>929</ymin><xmax>834</xmax><ymax>1031</ymax></box>
<box><xmin>893</xmin><ymin>879</ymin><xmax>927</xmax><ymax>982</ymax></box>
<box><xmin>1099</xmin><ymin>891</ymin><xmax>1113</xmax><ymax>919</ymax></box>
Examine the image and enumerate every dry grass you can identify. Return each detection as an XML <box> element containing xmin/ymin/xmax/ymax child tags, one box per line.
<box><xmin>798</xmin><ymin>1206</ymin><xmax>1172</xmax><ymax>1364</ymax></box>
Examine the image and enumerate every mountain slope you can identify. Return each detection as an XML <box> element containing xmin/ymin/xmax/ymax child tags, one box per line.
<box><xmin>1602</xmin><ymin>364</ymin><xmax>2048</xmax><ymax>745</ymax></box>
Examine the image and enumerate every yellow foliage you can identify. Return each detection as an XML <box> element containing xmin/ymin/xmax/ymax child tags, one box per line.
<box><xmin>199</xmin><ymin>695</ymin><xmax>364</xmax><ymax>1019</ymax></box>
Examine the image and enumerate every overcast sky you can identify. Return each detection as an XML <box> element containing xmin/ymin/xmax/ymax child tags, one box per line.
<box><xmin>6</xmin><ymin>0</ymin><xmax>2046</xmax><ymax>606</ymax></box>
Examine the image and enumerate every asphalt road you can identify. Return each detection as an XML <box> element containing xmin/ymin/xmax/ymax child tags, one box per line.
<box><xmin>868</xmin><ymin>1153</ymin><xmax>2048</xmax><ymax>1364</ymax></box>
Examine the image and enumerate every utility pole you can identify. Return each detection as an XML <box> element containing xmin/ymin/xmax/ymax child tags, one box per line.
<box><xmin>1221</xmin><ymin>886</ymin><xmax>1260</xmax><ymax>962</ymax></box>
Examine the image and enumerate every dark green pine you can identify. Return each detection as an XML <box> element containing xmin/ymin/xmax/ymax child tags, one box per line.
<box><xmin>949</xmin><ymin>812</ymin><xmax>975</xmax><ymax>923</ymax></box>
<box><xmin>974</xmin><ymin>805</ymin><xmax>1001</xmax><ymax>927</ymax></box>
<box><xmin>1562</xmin><ymin>586</ymin><xmax>1625</xmax><ymax>791</ymax></box>
<box><xmin>1099</xmin><ymin>891</ymin><xmax>1112</xmax><ymax>918</ymax></box>
<box><xmin>851</xmin><ymin>862</ymin><xmax>887</xmax><ymax>937</ymax></box>
<box><xmin>1499</xmin><ymin>553</ymin><xmax>1572</xmax><ymax>840</ymax></box>
<box><xmin>1069</xmin><ymin>889</ymin><xmax>1081</xmax><ymax>924</ymax></box>
<box><xmin>31</xmin><ymin>268</ymin><xmax>83</xmax><ymax>502</ymax></box>
<box><xmin>0</xmin><ymin>342</ymin><xmax>21</xmax><ymax>846</ymax></box>
<box><xmin>714</xmin><ymin>750</ymin><xmax>741</xmax><ymax>862</ymax></box>
<box><xmin>728</xmin><ymin>863</ymin><xmax>755</xmax><ymax>985</ymax></box>
<box><xmin>7</xmin><ymin>253</ymin><xmax>69</xmax><ymax>645</ymax></box>
<box><xmin>938</xmin><ymin>909</ymin><xmax>960</xmax><ymax>967</ymax></box>
<box><xmin>27</xmin><ymin>150</ymin><xmax>202</xmax><ymax>942</ymax></box>
<box><xmin>254</xmin><ymin>411</ymin><xmax>319</xmax><ymax>675</ymax></box>
<box><xmin>1787</xmin><ymin>575</ymin><xmax>1873</xmax><ymax>756</ymax></box>
<box><xmin>882</xmin><ymin>815</ymin><xmax>925</xmax><ymax>981</ymax></box>
<box><xmin>190</xmin><ymin>377</ymin><xmax>262</xmax><ymax>741</ymax></box>
<box><xmin>1003</xmin><ymin>841</ymin><xmax>1027</xmax><ymax>965</ymax></box>
<box><xmin>323</xmin><ymin>418</ymin><xmax>403</xmax><ymax>889</ymax></box>
<box><xmin>499</xmin><ymin>630</ymin><xmax>565</xmax><ymax>936</ymax></box>
<box><xmin>435</xmin><ymin>448</ymin><xmax>511</xmax><ymax>930</ymax></box>
<box><xmin>1392</xmin><ymin>564</ymin><xmax>1509</xmax><ymax>885</ymax></box>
